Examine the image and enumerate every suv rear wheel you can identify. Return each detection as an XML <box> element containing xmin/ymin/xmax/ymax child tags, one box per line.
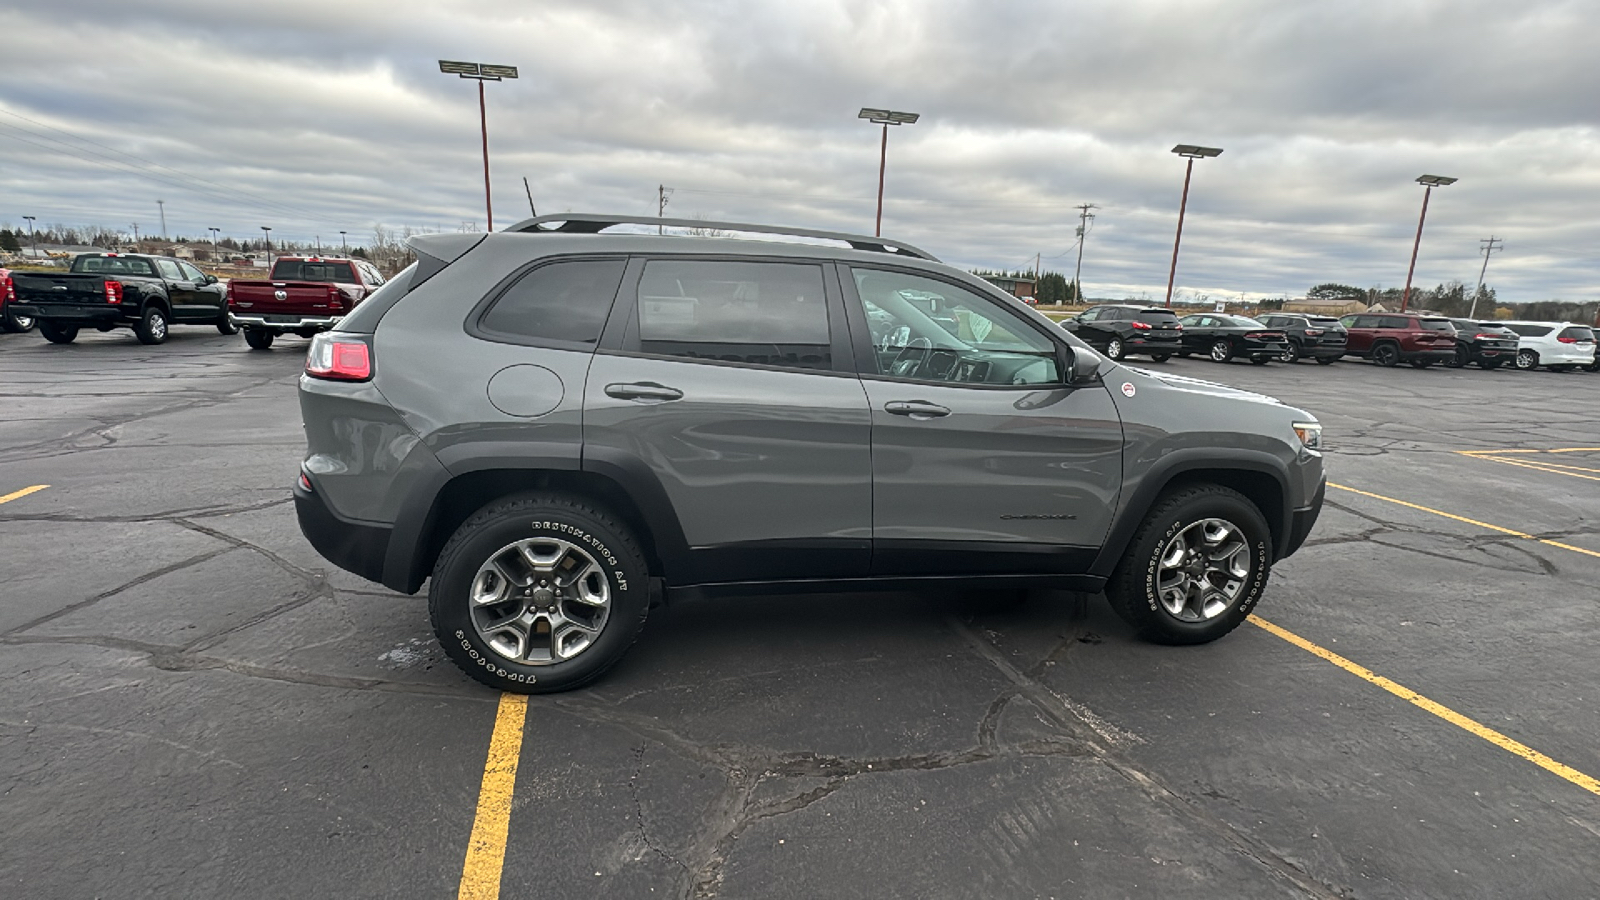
<box><xmin>1104</xmin><ymin>336</ymin><xmax>1126</xmax><ymax>360</ymax></box>
<box><xmin>1514</xmin><ymin>349</ymin><xmax>1538</xmax><ymax>370</ymax></box>
<box><xmin>1106</xmin><ymin>484</ymin><xmax>1272</xmax><ymax>644</ymax></box>
<box><xmin>1371</xmin><ymin>343</ymin><xmax>1400</xmax><ymax>367</ymax></box>
<box><xmin>134</xmin><ymin>306</ymin><xmax>169</xmax><ymax>345</ymax></box>
<box><xmin>429</xmin><ymin>493</ymin><xmax>650</xmax><ymax>693</ymax></box>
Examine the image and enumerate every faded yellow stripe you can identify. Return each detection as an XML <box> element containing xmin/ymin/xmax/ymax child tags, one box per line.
<box><xmin>1250</xmin><ymin>615</ymin><xmax>1600</xmax><ymax>797</ymax></box>
<box><xmin>1327</xmin><ymin>482</ymin><xmax>1600</xmax><ymax>560</ymax></box>
<box><xmin>1478</xmin><ymin>456</ymin><xmax>1600</xmax><ymax>482</ymax></box>
<box><xmin>458</xmin><ymin>692</ymin><xmax>529</xmax><ymax>900</ymax></box>
<box><xmin>0</xmin><ymin>485</ymin><xmax>49</xmax><ymax>506</ymax></box>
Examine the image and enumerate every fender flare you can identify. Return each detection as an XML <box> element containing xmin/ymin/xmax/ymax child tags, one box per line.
<box><xmin>1090</xmin><ymin>448</ymin><xmax>1292</xmax><ymax>577</ymax></box>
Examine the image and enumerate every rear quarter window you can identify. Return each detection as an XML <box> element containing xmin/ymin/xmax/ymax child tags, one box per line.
<box><xmin>1504</xmin><ymin>324</ymin><xmax>1552</xmax><ymax>337</ymax></box>
<box><xmin>1560</xmin><ymin>326</ymin><xmax>1595</xmax><ymax>341</ymax></box>
<box><xmin>478</xmin><ymin>258</ymin><xmax>627</xmax><ymax>347</ymax></box>
<box><xmin>1421</xmin><ymin>319</ymin><xmax>1454</xmax><ymax>332</ymax></box>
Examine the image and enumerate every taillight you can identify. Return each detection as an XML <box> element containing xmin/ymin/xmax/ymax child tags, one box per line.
<box><xmin>1558</xmin><ymin>336</ymin><xmax>1578</xmax><ymax>344</ymax></box>
<box><xmin>104</xmin><ymin>281</ymin><xmax>123</xmax><ymax>305</ymax></box>
<box><xmin>1244</xmin><ymin>332</ymin><xmax>1279</xmax><ymax>340</ymax></box>
<box><xmin>1174</xmin><ymin>323</ymin><xmax>1183</xmax><ymax>330</ymax></box>
<box><xmin>2</xmin><ymin>275</ymin><xmax>12</xmax><ymax>301</ymax></box>
<box><xmin>1130</xmin><ymin>320</ymin><xmax>1152</xmax><ymax>330</ymax></box>
<box><xmin>305</xmin><ymin>334</ymin><xmax>371</xmax><ymax>381</ymax></box>
<box><xmin>1474</xmin><ymin>333</ymin><xmax>1501</xmax><ymax>340</ymax></box>
<box><xmin>1304</xmin><ymin>328</ymin><xmax>1324</xmax><ymax>336</ymax></box>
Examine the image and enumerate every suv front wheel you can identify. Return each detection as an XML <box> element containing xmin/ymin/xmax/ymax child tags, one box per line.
<box><xmin>1106</xmin><ymin>485</ymin><xmax>1273</xmax><ymax>644</ymax></box>
<box><xmin>430</xmin><ymin>493</ymin><xmax>650</xmax><ymax>693</ymax></box>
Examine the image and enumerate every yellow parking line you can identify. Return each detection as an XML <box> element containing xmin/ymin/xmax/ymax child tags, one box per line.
<box><xmin>1474</xmin><ymin>456</ymin><xmax>1600</xmax><ymax>482</ymax></box>
<box><xmin>1327</xmin><ymin>482</ymin><xmax>1600</xmax><ymax>560</ymax></box>
<box><xmin>1249</xmin><ymin>616</ymin><xmax>1600</xmax><ymax>797</ymax></box>
<box><xmin>0</xmin><ymin>485</ymin><xmax>49</xmax><ymax>506</ymax></box>
<box><xmin>458</xmin><ymin>693</ymin><xmax>529</xmax><ymax>900</ymax></box>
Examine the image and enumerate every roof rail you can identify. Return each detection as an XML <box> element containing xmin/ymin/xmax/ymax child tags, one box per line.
<box><xmin>500</xmin><ymin>213</ymin><xmax>939</xmax><ymax>261</ymax></box>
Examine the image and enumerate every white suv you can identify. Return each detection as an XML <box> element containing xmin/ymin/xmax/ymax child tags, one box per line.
<box><xmin>1500</xmin><ymin>321</ymin><xmax>1597</xmax><ymax>371</ymax></box>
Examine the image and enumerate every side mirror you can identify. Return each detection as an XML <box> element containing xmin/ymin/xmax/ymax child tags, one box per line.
<box><xmin>205</xmin><ymin>274</ymin><xmax>218</xmax><ymax>284</ymax></box>
<box><xmin>1061</xmin><ymin>347</ymin><xmax>1101</xmax><ymax>385</ymax></box>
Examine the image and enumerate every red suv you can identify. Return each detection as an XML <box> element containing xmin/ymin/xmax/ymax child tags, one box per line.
<box><xmin>1338</xmin><ymin>313</ymin><xmax>1457</xmax><ymax>368</ymax></box>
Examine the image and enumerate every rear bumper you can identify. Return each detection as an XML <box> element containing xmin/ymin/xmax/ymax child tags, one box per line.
<box><xmin>12</xmin><ymin>303</ymin><xmax>126</xmax><ymax>324</ymax></box>
<box><xmin>231</xmin><ymin>312</ymin><xmax>344</xmax><ymax>330</ymax></box>
<box><xmin>1307</xmin><ymin>341</ymin><xmax>1347</xmax><ymax>359</ymax></box>
<box><xmin>1123</xmin><ymin>336</ymin><xmax>1182</xmax><ymax>355</ymax></box>
<box><xmin>294</xmin><ymin>476</ymin><xmax>391</xmax><ymax>585</ymax></box>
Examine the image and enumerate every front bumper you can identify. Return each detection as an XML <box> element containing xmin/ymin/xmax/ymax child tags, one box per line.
<box><xmin>1282</xmin><ymin>479</ymin><xmax>1325</xmax><ymax>559</ymax></box>
<box><xmin>294</xmin><ymin>475</ymin><xmax>391</xmax><ymax>585</ymax></box>
<box><xmin>231</xmin><ymin>312</ymin><xmax>344</xmax><ymax>330</ymax></box>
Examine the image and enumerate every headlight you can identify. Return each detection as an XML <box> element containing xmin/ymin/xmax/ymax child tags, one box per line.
<box><xmin>1293</xmin><ymin>421</ymin><xmax>1322</xmax><ymax>451</ymax></box>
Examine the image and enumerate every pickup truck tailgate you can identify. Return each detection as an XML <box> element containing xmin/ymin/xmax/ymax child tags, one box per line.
<box><xmin>229</xmin><ymin>281</ymin><xmax>350</xmax><ymax>315</ymax></box>
<box><xmin>13</xmin><ymin>273</ymin><xmax>113</xmax><ymax>305</ymax></box>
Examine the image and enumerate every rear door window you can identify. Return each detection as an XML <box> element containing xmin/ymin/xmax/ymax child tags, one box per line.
<box><xmin>1560</xmin><ymin>326</ymin><xmax>1596</xmax><ymax>341</ymax></box>
<box><xmin>636</xmin><ymin>260</ymin><xmax>833</xmax><ymax>370</ymax></box>
<box><xmin>154</xmin><ymin>259</ymin><xmax>184</xmax><ymax>280</ymax></box>
<box><xmin>1349</xmin><ymin>315</ymin><xmax>1378</xmax><ymax>328</ymax></box>
<box><xmin>478</xmin><ymin>258</ymin><xmax>627</xmax><ymax>347</ymax></box>
<box><xmin>1379</xmin><ymin>316</ymin><xmax>1410</xmax><ymax>329</ymax></box>
<box><xmin>1505</xmin><ymin>324</ymin><xmax>1552</xmax><ymax>337</ymax></box>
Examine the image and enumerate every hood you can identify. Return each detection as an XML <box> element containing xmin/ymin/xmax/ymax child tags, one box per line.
<box><xmin>1119</xmin><ymin>365</ymin><xmax>1284</xmax><ymax>406</ymax></box>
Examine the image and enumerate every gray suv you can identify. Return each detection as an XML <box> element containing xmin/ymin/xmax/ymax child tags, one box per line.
<box><xmin>294</xmin><ymin>215</ymin><xmax>1326</xmax><ymax>693</ymax></box>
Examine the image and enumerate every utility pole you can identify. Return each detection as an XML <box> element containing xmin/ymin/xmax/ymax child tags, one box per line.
<box><xmin>1468</xmin><ymin>236</ymin><xmax>1502</xmax><ymax>319</ymax></box>
<box><xmin>131</xmin><ymin>222</ymin><xmax>140</xmax><ymax>251</ymax></box>
<box><xmin>657</xmin><ymin>185</ymin><xmax>673</xmax><ymax>234</ymax></box>
<box><xmin>22</xmin><ymin>215</ymin><xmax>36</xmax><ymax>257</ymax></box>
<box><xmin>1073</xmin><ymin>203</ymin><xmax>1097</xmax><ymax>305</ymax></box>
<box><xmin>208</xmin><ymin>227</ymin><xmax>220</xmax><ymax>260</ymax></box>
<box><xmin>157</xmin><ymin>200</ymin><xmax>167</xmax><ymax>241</ymax></box>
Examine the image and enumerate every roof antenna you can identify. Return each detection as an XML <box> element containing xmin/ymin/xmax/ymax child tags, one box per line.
<box><xmin>523</xmin><ymin>177</ymin><xmax>537</xmax><ymax>217</ymax></box>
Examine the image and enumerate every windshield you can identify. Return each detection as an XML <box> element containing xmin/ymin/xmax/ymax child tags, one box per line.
<box><xmin>72</xmin><ymin>256</ymin><xmax>154</xmax><ymax>277</ymax></box>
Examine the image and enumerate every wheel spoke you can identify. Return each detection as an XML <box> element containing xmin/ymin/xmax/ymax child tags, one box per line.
<box><xmin>1152</xmin><ymin>517</ymin><xmax>1252</xmax><ymax>622</ymax></box>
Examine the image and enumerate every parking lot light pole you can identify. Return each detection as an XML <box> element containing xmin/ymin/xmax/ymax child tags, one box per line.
<box><xmin>439</xmin><ymin>60</ymin><xmax>519</xmax><ymax>233</ymax></box>
<box><xmin>260</xmin><ymin>226</ymin><xmax>272</xmax><ymax>271</ymax></box>
<box><xmin>858</xmin><ymin>108</ymin><xmax>920</xmax><ymax>237</ymax></box>
<box><xmin>208</xmin><ymin>227</ymin><xmax>220</xmax><ymax>261</ymax></box>
<box><xmin>1165</xmin><ymin>145</ymin><xmax>1223</xmax><ymax>308</ymax></box>
<box><xmin>22</xmin><ymin>215</ymin><xmax>36</xmax><ymax>257</ymax></box>
<box><xmin>340</xmin><ymin>231</ymin><xmax>347</xmax><ymax>254</ymax></box>
<box><xmin>1400</xmin><ymin>175</ymin><xmax>1458</xmax><ymax>312</ymax></box>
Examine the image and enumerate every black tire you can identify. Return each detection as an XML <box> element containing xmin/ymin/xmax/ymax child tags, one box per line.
<box><xmin>243</xmin><ymin>328</ymin><xmax>275</xmax><ymax>350</ymax></box>
<box><xmin>1104</xmin><ymin>336</ymin><xmax>1126</xmax><ymax>361</ymax></box>
<box><xmin>1409</xmin><ymin>358</ymin><xmax>1435</xmax><ymax>369</ymax></box>
<box><xmin>1585</xmin><ymin>358</ymin><xmax>1600</xmax><ymax>373</ymax></box>
<box><xmin>1372</xmin><ymin>343</ymin><xmax>1400</xmax><ymax>367</ymax></box>
<box><xmin>429</xmin><ymin>493</ymin><xmax>650</xmax><ymax>694</ymax></box>
<box><xmin>39</xmin><ymin>321</ymin><xmax>79</xmax><ymax>344</ymax></box>
<box><xmin>1314</xmin><ymin>355</ymin><xmax>1337</xmax><ymax>366</ymax></box>
<box><xmin>134</xmin><ymin>306</ymin><xmax>169</xmax><ymax>345</ymax></box>
<box><xmin>1447</xmin><ymin>345</ymin><xmax>1468</xmax><ymax>368</ymax></box>
<box><xmin>1209</xmin><ymin>339</ymin><xmax>1234</xmax><ymax>363</ymax></box>
<box><xmin>216</xmin><ymin>316</ymin><xmax>239</xmax><ymax>335</ymax></box>
<box><xmin>1514</xmin><ymin>349</ymin><xmax>1538</xmax><ymax>370</ymax></box>
<box><xmin>1281</xmin><ymin>341</ymin><xmax>1301</xmax><ymax>363</ymax></box>
<box><xmin>2</xmin><ymin>305</ymin><xmax>35</xmax><ymax>333</ymax></box>
<box><xmin>1105</xmin><ymin>484</ymin><xmax>1273</xmax><ymax>645</ymax></box>
<box><xmin>1149</xmin><ymin>353</ymin><xmax>1171</xmax><ymax>363</ymax></box>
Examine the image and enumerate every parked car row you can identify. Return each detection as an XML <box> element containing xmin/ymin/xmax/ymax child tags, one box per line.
<box><xmin>1060</xmin><ymin>304</ymin><xmax>1599</xmax><ymax>372</ymax></box>
<box><xmin>2</xmin><ymin>252</ymin><xmax>381</xmax><ymax>349</ymax></box>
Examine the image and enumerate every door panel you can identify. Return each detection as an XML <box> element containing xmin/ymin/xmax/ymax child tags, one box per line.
<box><xmin>860</xmin><ymin>380</ymin><xmax>1123</xmax><ymax>574</ymax></box>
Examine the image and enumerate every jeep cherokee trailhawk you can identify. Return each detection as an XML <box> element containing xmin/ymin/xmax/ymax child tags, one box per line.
<box><xmin>295</xmin><ymin>215</ymin><xmax>1326</xmax><ymax>693</ymax></box>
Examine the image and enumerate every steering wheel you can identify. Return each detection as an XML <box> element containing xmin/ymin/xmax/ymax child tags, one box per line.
<box><xmin>889</xmin><ymin>336</ymin><xmax>933</xmax><ymax>377</ymax></box>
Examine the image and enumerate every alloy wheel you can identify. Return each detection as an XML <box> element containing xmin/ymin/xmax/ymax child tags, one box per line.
<box><xmin>1155</xmin><ymin>518</ymin><xmax>1251</xmax><ymax>622</ymax></box>
<box><xmin>469</xmin><ymin>537</ymin><xmax>611</xmax><ymax>665</ymax></box>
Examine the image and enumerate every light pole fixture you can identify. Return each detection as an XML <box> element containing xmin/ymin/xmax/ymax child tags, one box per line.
<box><xmin>1400</xmin><ymin>174</ymin><xmax>1458</xmax><ymax>312</ymax></box>
<box><xmin>858</xmin><ymin>107</ymin><xmax>920</xmax><ymax>237</ymax></box>
<box><xmin>260</xmin><ymin>226</ymin><xmax>273</xmax><ymax>270</ymax></box>
<box><xmin>22</xmin><ymin>215</ymin><xmax>36</xmax><ymax>257</ymax></box>
<box><xmin>439</xmin><ymin>59</ymin><xmax>519</xmax><ymax>232</ymax></box>
<box><xmin>339</xmin><ymin>231</ymin><xmax>348</xmax><ymax>253</ymax></box>
<box><xmin>1164</xmin><ymin>144</ymin><xmax>1223</xmax><ymax>308</ymax></box>
<box><xmin>208</xmin><ymin>227</ymin><xmax>221</xmax><ymax>260</ymax></box>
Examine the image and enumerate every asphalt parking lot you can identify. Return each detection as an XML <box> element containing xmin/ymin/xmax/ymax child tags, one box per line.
<box><xmin>1</xmin><ymin>326</ymin><xmax>1597</xmax><ymax>899</ymax></box>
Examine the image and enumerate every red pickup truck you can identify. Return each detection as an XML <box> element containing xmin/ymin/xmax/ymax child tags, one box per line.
<box><xmin>227</xmin><ymin>256</ymin><xmax>387</xmax><ymax>350</ymax></box>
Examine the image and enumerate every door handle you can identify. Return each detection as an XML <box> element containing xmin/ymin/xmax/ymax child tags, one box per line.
<box><xmin>604</xmin><ymin>382</ymin><xmax>684</xmax><ymax>402</ymax></box>
<box><xmin>884</xmin><ymin>400</ymin><xmax>951</xmax><ymax>419</ymax></box>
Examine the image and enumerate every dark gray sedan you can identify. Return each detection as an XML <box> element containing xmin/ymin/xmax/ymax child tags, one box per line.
<box><xmin>1177</xmin><ymin>314</ymin><xmax>1291</xmax><ymax>365</ymax></box>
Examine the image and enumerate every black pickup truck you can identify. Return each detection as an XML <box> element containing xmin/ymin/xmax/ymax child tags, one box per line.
<box><xmin>11</xmin><ymin>253</ymin><xmax>233</xmax><ymax>345</ymax></box>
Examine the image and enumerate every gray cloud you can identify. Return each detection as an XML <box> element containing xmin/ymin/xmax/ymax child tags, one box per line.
<box><xmin>2</xmin><ymin>0</ymin><xmax>1597</xmax><ymax>301</ymax></box>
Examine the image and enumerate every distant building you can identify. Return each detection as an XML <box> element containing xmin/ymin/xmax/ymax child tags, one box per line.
<box><xmin>987</xmin><ymin>275</ymin><xmax>1037</xmax><ymax>302</ymax></box>
<box><xmin>18</xmin><ymin>243</ymin><xmax>107</xmax><ymax>259</ymax></box>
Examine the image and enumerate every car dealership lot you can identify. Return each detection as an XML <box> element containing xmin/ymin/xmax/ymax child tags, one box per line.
<box><xmin>1</xmin><ymin>330</ymin><xmax>1596</xmax><ymax>899</ymax></box>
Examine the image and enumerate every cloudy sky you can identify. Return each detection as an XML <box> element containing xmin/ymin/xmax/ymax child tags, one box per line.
<box><xmin>3</xmin><ymin>0</ymin><xmax>1597</xmax><ymax>302</ymax></box>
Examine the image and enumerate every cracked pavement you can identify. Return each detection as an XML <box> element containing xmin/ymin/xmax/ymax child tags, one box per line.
<box><xmin>1</xmin><ymin>328</ymin><xmax>1597</xmax><ymax>898</ymax></box>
